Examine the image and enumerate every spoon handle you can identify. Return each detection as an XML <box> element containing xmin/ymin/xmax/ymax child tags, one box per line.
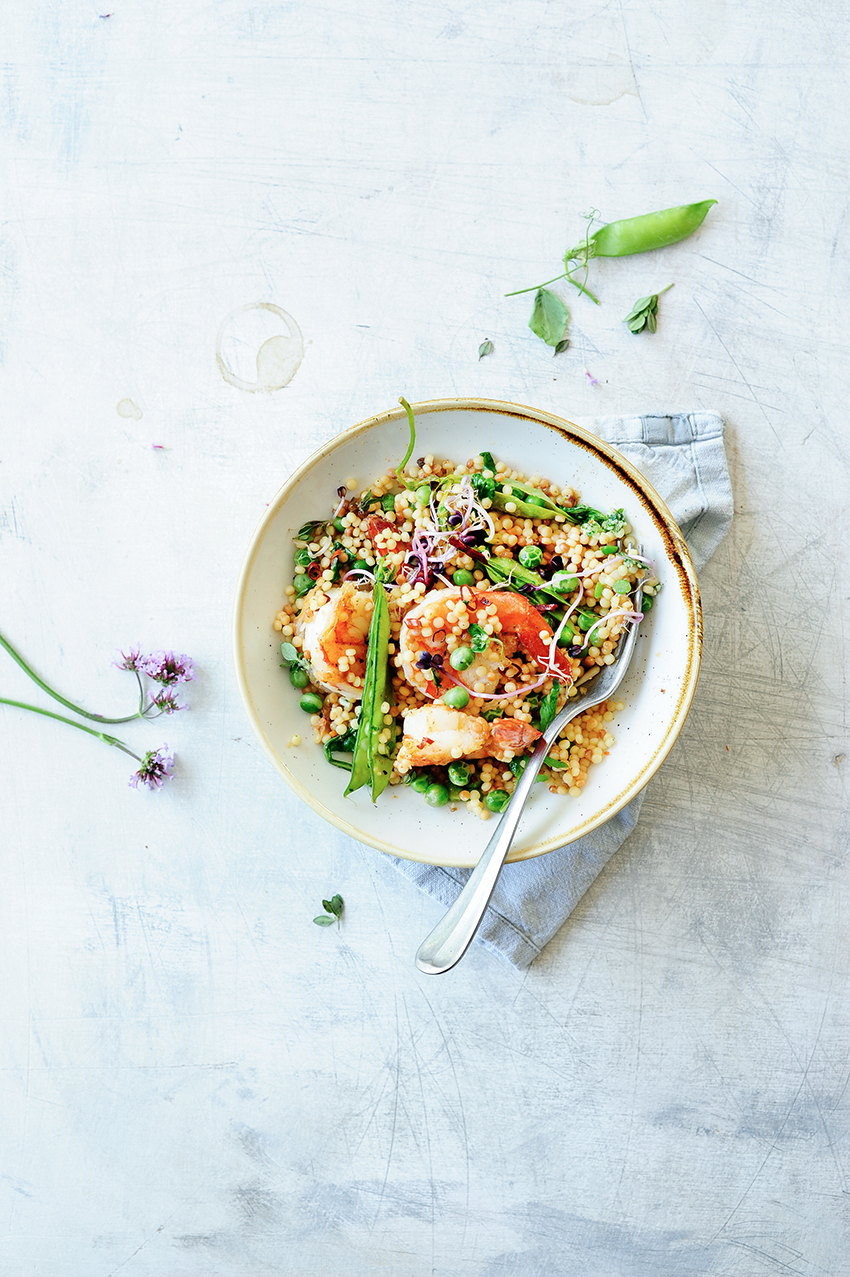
<box><xmin>415</xmin><ymin>713</ymin><xmax>573</xmax><ymax>975</ymax></box>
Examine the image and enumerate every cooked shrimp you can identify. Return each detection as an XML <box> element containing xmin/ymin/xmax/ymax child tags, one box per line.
<box><xmin>398</xmin><ymin>585</ymin><xmax>573</xmax><ymax>699</ymax></box>
<box><xmin>395</xmin><ymin>704</ymin><xmax>542</xmax><ymax>773</ymax></box>
<box><xmin>296</xmin><ymin>581</ymin><xmax>373</xmax><ymax>699</ymax></box>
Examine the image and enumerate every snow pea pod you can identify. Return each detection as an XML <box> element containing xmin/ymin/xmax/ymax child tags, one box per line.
<box><xmin>567</xmin><ymin>200</ymin><xmax>716</xmax><ymax>264</ymax></box>
<box><xmin>344</xmin><ymin>561</ymin><xmax>394</xmax><ymax>802</ymax></box>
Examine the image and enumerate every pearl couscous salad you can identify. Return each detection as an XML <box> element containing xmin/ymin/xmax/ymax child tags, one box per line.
<box><xmin>274</xmin><ymin>401</ymin><xmax>657</xmax><ymax>820</ymax></box>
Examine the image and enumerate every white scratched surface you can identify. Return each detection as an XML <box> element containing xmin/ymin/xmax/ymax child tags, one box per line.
<box><xmin>1</xmin><ymin>2</ymin><xmax>849</xmax><ymax>1274</ymax></box>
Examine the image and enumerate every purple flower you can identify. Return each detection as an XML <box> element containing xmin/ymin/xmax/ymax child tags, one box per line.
<box><xmin>151</xmin><ymin>688</ymin><xmax>187</xmax><ymax>714</ymax></box>
<box><xmin>139</xmin><ymin>651</ymin><xmax>196</xmax><ymax>686</ymax></box>
<box><xmin>129</xmin><ymin>745</ymin><xmax>175</xmax><ymax>791</ymax></box>
<box><xmin>115</xmin><ymin>645</ymin><xmax>145</xmax><ymax>672</ymax></box>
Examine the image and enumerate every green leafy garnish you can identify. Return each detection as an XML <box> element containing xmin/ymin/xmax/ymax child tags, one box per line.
<box><xmin>538</xmin><ymin>680</ymin><xmax>561</xmax><ymax>732</ymax></box>
<box><xmin>313</xmin><ymin>894</ymin><xmax>344</xmax><ymax>927</ymax></box>
<box><xmin>480</xmin><ymin>451</ymin><xmax>497</xmax><ymax>475</ymax></box>
<box><xmin>344</xmin><ymin>561</ymin><xmax>396</xmax><ymax>803</ymax></box>
<box><xmin>471</xmin><ymin>472</ymin><xmax>496</xmax><ymax>503</ymax></box>
<box><xmin>528</xmin><ymin>287</ymin><xmax>569</xmax><ymax>348</ymax></box>
<box><xmin>323</xmin><ymin>731</ymin><xmax>357</xmax><ymax>770</ymax></box>
<box><xmin>280</xmin><ymin>641</ymin><xmax>312</xmax><ymax>688</ymax></box>
<box><xmin>296</xmin><ymin>519</ymin><xmax>327</xmax><ymax>542</ymax></box>
<box><xmin>583</xmin><ymin>508</ymin><xmax>626</xmax><ymax>540</ymax></box>
<box><xmin>480</xmin><ymin>705</ymin><xmax>504</xmax><ymax>722</ymax></box>
<box><xmin>478</xmin><ymin>339</ymin><xmax>494</xmax><ymax>360</ymax></box>
<box><xmin>468</xmin><ymin>623</ymin><xmax>491</xmax><ymax>653</ymax></box>
<box><xmin>623</xmin><ymin>283</ymin><xmax>673</xmax><ymax>335</ymax></box>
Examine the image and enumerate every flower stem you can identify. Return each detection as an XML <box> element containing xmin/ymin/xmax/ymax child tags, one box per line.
<box><xmin>0</xmin><ymin>630</ymin><xmax>145</xmax><ymax>723</ymax></box>
<box><xmin>0</xmin><ymin>697</ymin><xmax>141</xmax><ymax>760</ymax></box>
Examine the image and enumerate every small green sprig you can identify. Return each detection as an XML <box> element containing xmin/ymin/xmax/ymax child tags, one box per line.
<box><xmin>280</xmin><ymin>641</ymin><xmax>312</xmax><ymax>689</ymax></box>
<box><xmin>623</xmin><ymin>283</ymin><xmax>673</xmax><ymax>334</ymax></box>
<box><xmin>313</xmin><ymin>894</ymin><xmax>344</xmax><ymax>927</ymax></box>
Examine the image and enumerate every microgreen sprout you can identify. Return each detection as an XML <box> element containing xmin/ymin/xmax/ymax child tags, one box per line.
<box><xmin>313</xmin><ymin>894</ymin><xmax>344</xmax><ymax>927</ymax></box>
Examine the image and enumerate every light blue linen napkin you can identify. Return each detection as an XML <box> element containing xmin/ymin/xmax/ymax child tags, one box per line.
<box><xmin>390</xmin><ymin>413</ymin><xmax>734</xmax><ymax>969</ymax></box>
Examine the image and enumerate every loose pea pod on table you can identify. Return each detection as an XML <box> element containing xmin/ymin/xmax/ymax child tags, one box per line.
<box><xmin>565</xmin><ymin>200</ymin><xmax>717</xmax><ymax>265</ymax></box>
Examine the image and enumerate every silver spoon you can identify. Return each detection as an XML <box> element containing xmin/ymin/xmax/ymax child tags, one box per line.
<box><xmin>415</xmin><ymin>579</ymin><xmax>644</xmax><ymax>975</ymax></box>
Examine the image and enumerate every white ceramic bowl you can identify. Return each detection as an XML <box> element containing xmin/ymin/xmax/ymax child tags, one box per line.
<box><xmin>233</xmin><ymin>398</ymin><xmax>701</xmax><ymax>867</ymax></box>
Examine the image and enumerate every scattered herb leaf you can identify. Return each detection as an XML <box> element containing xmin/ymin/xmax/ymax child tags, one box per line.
<box><xmin>623</xmin><ymin>283</ymin><xmax>673</xmax><ymax>335</ymax></box>
<box><xmin>528</xmin><ymin>288</ymin><xmax>569</xmax><ymax>348</ymax></box>
<box><xmin>554</xmin><ymin>338</ymin><xmax>570</xmax><ymax>355</ymax></box>
<box><xmin>478</xmin><ymin>339</ymin><xmax>494</xmax><ymax>360</ymax></box>
<box><xmin>313</xmin><ymin>893</ymin><xmax>344</xmax><ymax>927</ymax></box>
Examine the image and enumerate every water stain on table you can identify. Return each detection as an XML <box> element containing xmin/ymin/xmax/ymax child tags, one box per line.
<box><xmin>216</xmin><ymin>302</ymin><xmax>304</xmax><ymax>393</ymax></box>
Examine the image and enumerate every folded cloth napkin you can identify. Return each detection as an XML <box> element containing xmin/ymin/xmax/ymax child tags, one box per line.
<box><xmin>390</xmin><ymin>412</ymin><xmax>734</xmax><ymax>969</ymax></box>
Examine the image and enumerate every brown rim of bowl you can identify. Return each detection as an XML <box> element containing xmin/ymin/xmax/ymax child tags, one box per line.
<box><xmin>232</xmin><ymin>397</ymin><xmax>702</xmax><ymax>865</ymax></box>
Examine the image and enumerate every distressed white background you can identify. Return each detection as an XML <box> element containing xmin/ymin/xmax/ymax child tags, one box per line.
<box><xmin>2</xmin><ymin>2</ymin><xmax>849</xmax><ymax>1274</ymax></box>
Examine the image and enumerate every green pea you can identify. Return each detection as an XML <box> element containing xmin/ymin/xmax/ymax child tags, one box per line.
<box><xmin>518</xmin><ymin>545</ymin><xmax>543</xmax><ymax>569</ymax></box>
<box><xmin>448</xmin><ymin>785</ymin><xmax>467</xmax><ymax>803</ymax></box>
<box><xmin>425</xmin><ymin>783</ymin><xmax>449</xmax><ymax>808</ymax></box>
<box><xmin>641</xmin><ymin>595</ymin><xmax>653</xmax><ymax>611</ymax></box>
<box><xmin>614</xmin><ymin>580</ymin><xmax>632</xmax><ymax>594</ymax></box>
<box><xmin>453</xmin><ymin>569</ymin><xmax>475</xmax><ymax>587</ymax></box>
<box><xmin>443</xmin><ymin>685</ymin><xmax>470</xmax><ymax>710</ymax></box>
<box><xmin>509</xmin><ymin>757</ymin><xmax>527</xmax><ymax>777</ymax></box>
<box><xmin>449</xmin><ymin>646</ymin><xmax>475</xmax><ymax>671</ymax></box>
<box><xmin>293</xmin><ymin>574</ymin><xmax>312</xmax><ymax>597</ymax></box>
<box><xmin>578</xmin><ymin>610</ymin><xmax>597</xmax><ymax>632</ymax></box>
<box><xmin>551</xmin><ymin>571</ymin><xmax>579</xmax><ymax>595</ymax></box>
<box><xmin>556</xmin><ymin>622</ymin><xmax>575</xmax><ymax>647</ymax></box>
<box><xmin>295</xmin><ymin>548</ymin><xmax>312</xmax><ymax>566</ymax></box>
<box><xmin>299</xmin><ymin>692</ymin><xmax>323</xmax><ymax>714</ymax></box>
<box><xmin>409</xmin><ymin>773</ymin><xmax>432</xmax><ymax>793</ymax></box>
<box><xmin>485</xmin><ymin>789</ymin><xmax>510</xmax><ymax>813</ymax></box>
<box><xmin>333</xmin><ymin>517</ymin><xmax>346</xmax><ymax>531</ymax></box>
<box><xmin>289</xmin><ymin>667</ymin><xmax>309</xmax><ymax>689</ymax></box>
<box><xmin>447</xmin><ymin>761</ymin><xmax>472</xmax><ymax>787</ymax></box>
<box><xmin>601</xmin><ymin>544</ymin><xmax>619</xmax><ymax>555</ymax></box>
<box><xmin>415</xmin><ymin>484</ymin><xmax>432</xmax><ymax>505</ymax></box>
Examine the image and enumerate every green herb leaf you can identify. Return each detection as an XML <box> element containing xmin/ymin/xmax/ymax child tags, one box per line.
<box><xmin>478</xmin><ymin>339</ymin><xmax>494</xmax><ymax>360</ymax></box>
<box><xmin>480</xmin><ymin>705</ymin><xmax>504</xmax><ymax>721</ymax></box>
<box><xmin>279</xmin><ymin>642</ymin><xmax>299</xmax><ymax>665</ymax></box>
<box><xmin>297</xmin><ymin>519</ymin><xmax>327</xmax><ymax>542</ymax></box>
<box><xmin>622</xmin><ymin>283</ymin><xmax>673</xmax><ymax>335</ymax></box>
<box><xmin>528</xmin><ymin>288</ymin><xmax>569</xmax><ymax>348</ymax></box>
<box><xmin>471</xmin><ymin>472</ymin><xmax>496</xmax><ymax>503</ymax></box>
<box><xmin>554</xmin><ymin>338</ymin><xmax>570</xmax><ymax>356</ymax></box>
<box><xmin>313</xmin><ymin>915</ymin><xmax>334</xmax><ymax>927</ymax></box>
<box><xmin>480</xmin><ymin>451</ymin><xmax>497</xmax><ymax>475</ymax></box>
<box><xmin>323</xmin><ymin>894</ymin><xmax>344</xmax><ymax>919</ymax></box>
<box><xmin>538</xmin><ymin>680</ymin><xmax>561</xmax><ymax>732</ymax></box>
<box><xmin>468</xmin><ymin>623</ymin><xmax>490</xmax><ymax>653</ymax></box>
